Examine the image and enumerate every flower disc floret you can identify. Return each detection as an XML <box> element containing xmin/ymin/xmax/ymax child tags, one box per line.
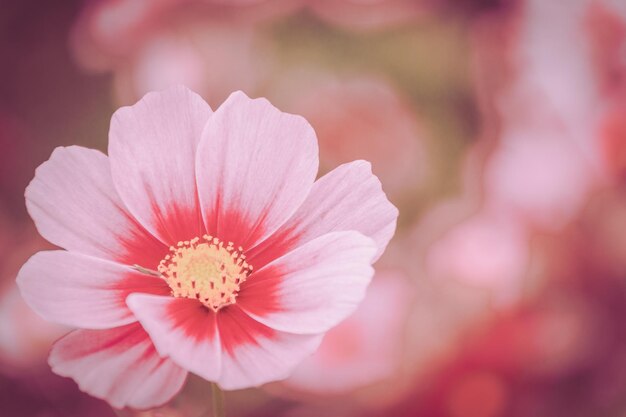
<box><xmin>157</xmin><ymin>235</ymin><xmax>252</xmax><ymax>312</ymax></box>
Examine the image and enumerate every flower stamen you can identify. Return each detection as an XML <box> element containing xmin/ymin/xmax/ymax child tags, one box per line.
<box><xmin>157</xmin><ymin>235</ymin><xmax>253</xmax><ymax>312</ymax></box>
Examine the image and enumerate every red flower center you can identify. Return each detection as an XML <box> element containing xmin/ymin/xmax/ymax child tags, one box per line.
<box><xmin>157</xmin><ymin>235</ymin><xmax>253</xmax><ymax>312</ymax></box>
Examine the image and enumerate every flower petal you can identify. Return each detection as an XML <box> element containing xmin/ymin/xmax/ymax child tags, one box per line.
<box><xmin>237</xmin><ymin>231</ymin><xmax>377</xmax><ymax>334</ymax></box>
<box><xmin>216</xmin><ymin>306</ymin><xmax>324</xmax><ymax>390</ymax></box>
<box><xmin>25</xmin><ymin>145</ymin><xmax>166</xmax><ymax>266</ymax></box>
<box><xmin>247</xmin><ymin>160</ymin><xmax>397</xmax><ymax>269</ymax></box>
<box><xmin>108</xmin><ymin>85</ymin><xmax>213</xmax><ymax>244</ymax></box>
<box><xmin>126</xmin><ymin>294</ymin><xmax>221</xmax><ymax>382</ymax></box>
<box><xmin>196</xmin><ymin>91</ymin><xmax>319</xmax><ymax>249</ymax></box>
<box><xmin>126</xmin><ymin>294</ymin><xmax>324</xmax><ymax>389</ymax></box>
<box><xmin>17</xmin><ymin>250</ymin><xmax>169</xmax><ymax>329</ymax></box>
<box><xmin>49</xmin><ymin>323</ymin><xmax>187</xmax><ymax>410</ymax></box>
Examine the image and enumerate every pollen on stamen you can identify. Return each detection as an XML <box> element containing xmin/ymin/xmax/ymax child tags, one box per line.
<box><xmin>157</xmin><ymin>235</ymin><xmax>253</xmax><ymax>312</ymax></box>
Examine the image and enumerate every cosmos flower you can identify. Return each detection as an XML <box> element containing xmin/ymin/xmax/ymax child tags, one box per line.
<box><xmin>17</xmin><ymin>86</ymin><xmax>398</xmax><ymax>409</ymax></box>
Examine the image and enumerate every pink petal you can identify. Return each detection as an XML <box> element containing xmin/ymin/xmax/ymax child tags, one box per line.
<box><xmin>217</xmin><ymin>307</ymin><xmax>324</xmax><ymax>390</ymax></box>
<box><xmin>108</xmin><ymin>85</ymin><xmax>212</xmax><ymax>244</ymax></box>
<box><xmin>238</xmin><ymin>231</ymin><xmax>377</xmax><ymax>334</ymax></box>
<box><xmin>49</xmin><ymin>323</ymin><xmax>187</xmax><ymax>410</ymax></box>
<box><xmin>196</xmin><ymin>91</ymin><xmax>318</xmax><ymax>249</ymax></box>
<box><xmin>127</xmin><ymin>294</ymin><xmax>324</xmax><ymax>389</ymax></box>
<box><xmin>247</xmin><ymin>160</ymin><xmax>397</xmax><ymax>268</ymax></box>
<box><xmin>126</xmin><ymin>294</ymin><xmax>222</xmax><ymax>382</ymax></box>
<box><xmin>25</xmin><ymin>145</ymin><xmax>167</xmax><ymax>267</ymax></box>
<box><xmin>17</xmin><ymin>250</ymin><xmax>169</xmax><ymax>329</ymax></box>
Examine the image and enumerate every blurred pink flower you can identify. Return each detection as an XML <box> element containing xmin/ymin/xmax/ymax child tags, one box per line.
<box><xmin>306</xmin><ymin>0</ymin><xmax>428</xmax><ymax>32</ymax></box>
<box><xmin>470</xmin><ymin>0</ymin><xmax>623</xmax><ymax>232</ymax></box>
<box><xmin>274</xmin><ymin>73</ymin><xmax>427</xmax><ymax>201</ymax></box>
<box><xmin>435</xmin><ymin>0</ymin><xmax>626</xmax><ymax>308</ymax></box>
<box><xmin>112</xmin><ymin>22</ymin><xmax>271</xmax><ymax>108</ymax></box>
<box><xmin>424</xmin><ymin>208</ymin><xmax>530</xmax><ymax>304</ymax></box>
<box><xmin>482</xmin><ymin>131</ymin><xmax>596</xmax><ymax>231</ymax></box>
<box><xmin>72</xmin><ymin>0</ymin><xmax>426</xmax><ymax>60</ymax></box>
<box><xmin>70</xmin><ymin>0</ymin><xmax>430</xmax><ymax>108</ymax></box>
<box><xmin>17</xmin><ymin>86</ymin><xmax>397</xmax><ymax>408</ymax></box>
<box><xmin>70</xmin><ymin>0</ymin><xmax>293</xmax><ymax>71</ymax></box>
<box><xmin>281</xmin><ymin>271</ymin><xmax>412</xmax><ymax>395</ymax></box>
<box><xmin>71</xmin><ymin>0</ymin><xmax>281</xmax><ymax>107</ymax></box>
<box><xmin>412</xmin><ymin>145</ymin><xmax>531</xmax><ymax>303</ymax></box>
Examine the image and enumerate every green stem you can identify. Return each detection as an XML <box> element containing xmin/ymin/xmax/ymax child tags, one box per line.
<box><xmin>211</xmin><ymin>382</ymin><xmax>226</xmax><ymax>417</ymax></box>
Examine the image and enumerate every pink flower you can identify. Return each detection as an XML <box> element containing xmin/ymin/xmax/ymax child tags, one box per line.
<box><xmin>17</xmin><ymin>86</ymin><xmax>397</xmax><ymax>409</ymax></box>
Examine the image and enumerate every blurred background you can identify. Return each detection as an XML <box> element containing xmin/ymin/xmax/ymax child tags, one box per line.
<box><xmin>2</xmin><ymin>0</ymin><xmax>626</xmax><ymax>416</ymax></box>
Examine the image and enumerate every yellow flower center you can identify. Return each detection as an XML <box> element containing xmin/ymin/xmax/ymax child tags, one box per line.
<box><xmin>157</xmin><ymin>235</ymin><xmax>253</xmax><ymax>312</ymax></box>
